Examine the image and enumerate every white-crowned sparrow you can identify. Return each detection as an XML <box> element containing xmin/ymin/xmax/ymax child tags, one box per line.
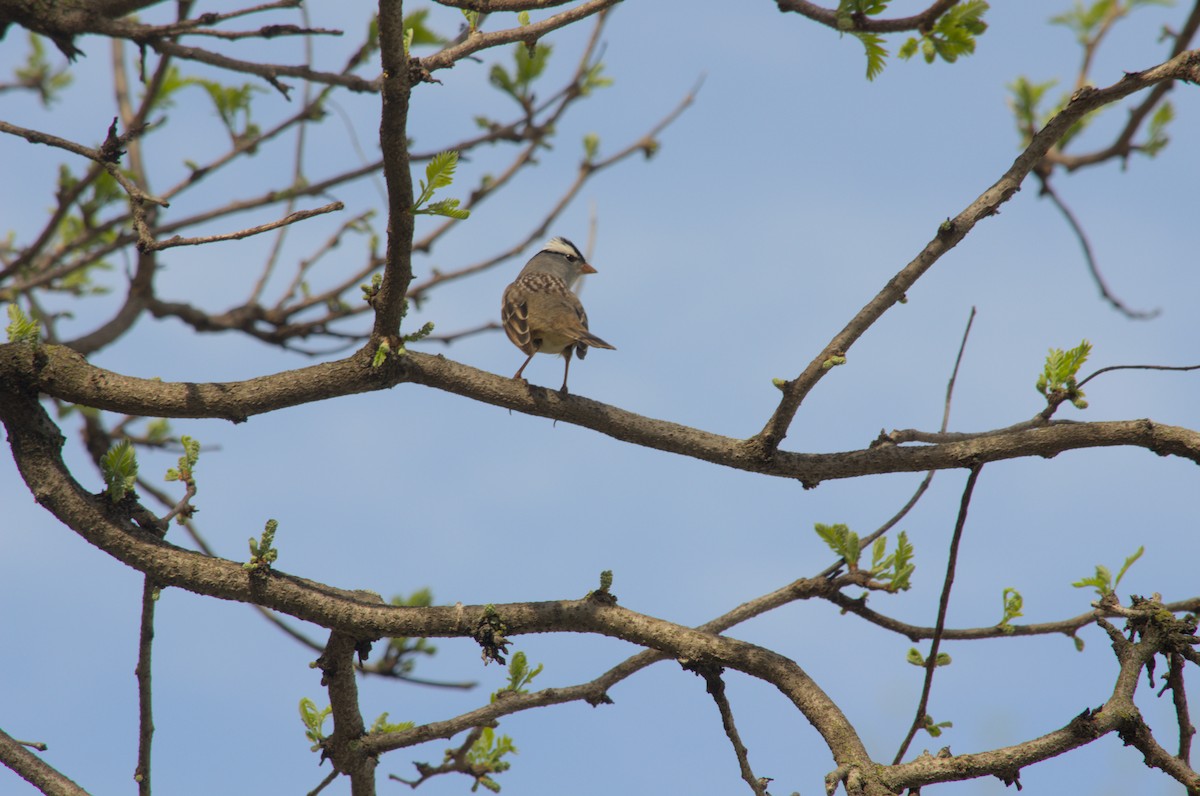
<box><xmin>501</xmin><ymin>236</ymin><xmax>615</xmax><ymax>394</ymax></box>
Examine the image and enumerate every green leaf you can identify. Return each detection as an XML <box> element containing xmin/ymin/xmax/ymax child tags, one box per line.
<box><xmin>245</xmin><ymin>519</ymin><xmax>279</xmax><ymax>572</ymax></box>
<box><xmin>165</xmin><ymin>435</ymin><xmax>201</xmax><ymax>483</ymax></box>
<box><xmin>998</xmin><ymin>587</ymin><xmax>1023</xmax><ymax>632</ymax></box>
<box><xmin>413</xmin><ymin>151</ymin><xmax>469</xmax><ymax>218</ymax></box>
<box><xmin>372</xmin><ymin>340</ymin><xmax>391</xmax><ymax>368</ymax></box>
<box><xmin>6</xmin><ymin>303</ymin><xmax>41</xmax><ymax>343</ymax></box>
<box><xmin>369</xmin><ymin>712</ymin><xmax>415</xmax><ymax>734</ymax></box>
<box><xmin>495</xmin><ymin>651</ymin><xmax>544</xmax><ymax>699</ymax></box>
<box><xmin>853</xmin><ymin>31</ymin><xmax>888</xmax><ymax>80</ymax></box>
<box><xmin>1036</xmin><ymin>340</ymin><xmax>1092</xmax><ymax>408</ymax></box>
<box><xmin>583</xmin><ymin>132</ymin><xmax>600</xmax><ymax>162</ymax></box>
<box><xmin>490</xmin><ymin>42</ymin><xmax>553</xmax><ymax>103</ymax></box>
<box><xmin>1143</xmin><ymin>101</ymin><xmax>1173</xmax><ymax>157</ymax></box>
<box><xmin>402</xmin><ymin>321</ymin><xmax>435</xmax><ymax>344</ymax></box>
<box><xmin>100</xmin><ymin>440</ymin><xmax>139</xmax><ymax>502</ymax></box>
<box><xmin>922</xmin><ymin>713</ymin><xmax>953</xmax><ymax>737</ymax></box>
<box><xmin>579</xmin><ymin>61</ymin><xmax>612</xmax><ymax>96</ymax></box>
<box><xmin>815</xmin><ymin>522</ymin><xmax>861</xmax><ymax>568</ymax></box>
<box><xmin>299</xmin><ymin>698</ymin><xmax>332</xmax><ymax>750</ymax></box>
<box><xmin>1073</xmin><ymin>548</ymin><xmax>1142</xmax><ymax>598</ymax></box>
<box><xmin>16</xmin><ymin>33</ymin><xmax>74</xmax><ymax>106</ymax></box>
<box><xmin>1051</xmin><ymin>0</ymin><xmax>1118</xmax><ymax>45</ymax></box>
<box><xmin>465</xmin><ymin>726</ymin><xmax>517</xmax><ymax>774</ymax></box>
<box><xmin>1113</xmin><ymin>546</ymin><xmax>1144</xmax><ymax>590</ymax></box>
<box><xmin>1006</xmin><ymin>76</ymin><xmax>1058</xmax><ymax>143</ymax></box>
<box><xmin>899</xmin><ymin>1</ymin><xmax>989</xmax><ymax>67</ymax></box>
<box><xmin>403</xmin><ymin>9</ymin><xmax>446</xmax><ymax>48</ymax></box>
<box><xmin>417</xmin><ymin>198</ymin><xmax>470</xmax><ymax>219</ymax></box>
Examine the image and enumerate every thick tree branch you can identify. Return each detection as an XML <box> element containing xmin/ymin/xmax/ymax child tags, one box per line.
<box><xmin>318</xmin><ymin>631</ymin><xmax>377</xmax><ymax>795</ymax></box>
<box><xmin>3</xmin><ymin>342</ymin><xmax>1199</xmax><ymax>484</ymax></box>
<box><xmin>0</xmin><ymin>384</ymin><xmax>872</xmax><ymax>767</ymax></box>
<box><xmin>373</xmin><ymin>0</ymin><xmax>416</xmax><ymax>338</ymax></box>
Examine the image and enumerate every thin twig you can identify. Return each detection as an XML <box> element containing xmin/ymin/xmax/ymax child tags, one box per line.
<box><xmin>1039</xmin><ymin>177</ymin><xmax>1158</xmax><ymax>319</ymax></box>
<box><xmin>893</xmin><ymin>464</ymin><xmax>984</xmax><ymax>764</ymax></box>
<box><xmin>1077</xmin><ymin>362</ymin><xmax>1200</xmax><ymax>389</ymax></box>
<box><xmin>420</xmin><ymin>0</ymin><xmax>622</xmax><ymax>73</ymax></box>
<box><xmin>143</xmin><ymin>202</ymin><xmax>344</xmax><ymax>252</ymax></box>
<box><xmin>824</xmin><ymin>307</ymin><xmax>977</xmax><ymax>576</ymax></box>
<box><xmin>307</xmin><ymin>768</ymin><xmax>339</xmax><ymax>796</ymax></box>
<box><xmin>134</xmin><ymin>577</ymin><xmax>157</xmax><ymax>796</ymax></box>
<box><xmin>693</xmin><ymin>666</ymin><xmax>769</xmax><ymax>796</ymax></box>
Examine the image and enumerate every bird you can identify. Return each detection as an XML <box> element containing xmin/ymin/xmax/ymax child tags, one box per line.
<box><xmin>501</xmin><ymin>236</ymin><xmax>615</xmax><ymax>394</ymax></box>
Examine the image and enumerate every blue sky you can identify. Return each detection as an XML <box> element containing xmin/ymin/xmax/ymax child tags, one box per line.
<box><xmin>2</xmin><ymin>2</ymin><xmax>1198</xmax><ymax>795</ymax></box>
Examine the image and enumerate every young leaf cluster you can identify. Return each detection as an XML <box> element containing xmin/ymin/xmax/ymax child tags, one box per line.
<box><xmin>869</xmin><ymin>531</ymin><xmax>915</xmax><ymax>592</ymax></box>
<box><xmin>1143</xmin><ymin>101</ymin><xmax>1174</xmax><ymax>157</ymax></box>
<box><xmin>816</xmin><ymin>522</ymin><xmax>863</xmax><ymax>568</ymax></box>
<box><xmin>1035</xmin><ymin>339</ymin><xmax>1092</xmax><ymax>409</ymax></box>
<box><xmin>1073</xmin><ymin>546</ymin><xmax>1144</xmax><ymax>597</ymax></box>
<box><xmin>245</xmin><ymin>519</ymin><xmax>279</xmax><ymax>572</ymax></box>
<box><xmin>834</xmin><ymin>0</ymin><xmax>892</xmax><ymax>82</ymax></box>
<box><xmin>5</xmin><ymin>303</ymin><xmax>40</xmax><ymax>343</ymax></box>
<box><xmin>180</xmin><ymin>75</ymin><xmax>265</xmax><ymax>144</ymax></box>
<box><xmin>460</xmin><ymin>8</ymin><xmax>481</xmax><ymax>35</ymax></box>
<box><xmin>855</xmin><ymin>32</ymin><xmax>889</xmax><ymax>81</ymax></box>
<box><xmin>920</xmin><ymin>713</ymin><xmax>954</xmax><ymax>738</ymax></box>
<box><xmin>1050</xmin><ymin>0</ymin><xmax>1171</xmax><ymax>47</ymax></box>
<box><xmin>403</xmin><ymin>9</ymin><xmax>447</xmax><ymax>52</ymax></box>
<box><xmin>898</xmin><ymin>1</ymin><xmax>989</xmax><ymax>65</ymax></box>
<box><xmin>369</xmin><ymin>712</ymin><xmax>415</xmax><ymax>735</ymax></box>
<box><xmin>1009</xmin><ymin>2</ymin><xmax>1172</xmax><ymax>155</ymax></box>
<box><xmin>998</xmin><ymin>587</ymin><xmax>1024</xmax><ymax>633</ymax></box>
<box><xmin>164</xmin><ymin>435</ymin><xmax>201</xmax><ymax>484</ymax></box>
<box><xmin>100</xmin><ymin>440</ymin><xmax>138</xmax><ymax>503</ymax></box>
<box><xmin>15</xmin><ymin>33</ymin><xmax>73</xmax><ymax>106</ymax></box>
<box><xmin>491</xmin><ymin>651</ymin><xmax>544</xmax><ymax>702</ymax></box>
<box><xmin>413</xmin><ymin>151</ymin><xmax>470</xmax><ymax>220</ymax></box>
<box><xmin>299</xmin><ymin>698</ymin><xmax>332</xmax><ymax>751</ymax></box>
<box><xmin>464</xmin><ymin>727</ymin><xmax>517</xmax><ymax>793</ymax></box>
<box><xmin>815</xmin><ymin>524</ymin><xmax>914</xmax><ymax>590</ymax></box>
<box><xmin>906</xmin><ymin>648</ymin><xmax>952</xmax><ymax>668</ymax></box>
<box><xmin>489</xmin><ymin>42</ymin><xmax>552</xmax><ymax>104</ymax></box>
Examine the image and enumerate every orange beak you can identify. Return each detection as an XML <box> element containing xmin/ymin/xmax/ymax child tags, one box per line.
<box><xmin>579</xmin><ymin>262</ymin><xmax>597</xmax><ymax>274</ymax></box>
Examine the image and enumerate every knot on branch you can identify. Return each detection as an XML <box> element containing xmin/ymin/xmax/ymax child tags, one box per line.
<box><xmin>475</xmin><ymin>605</ymin><xmax>511</xmax><ymax>665</ymax></box>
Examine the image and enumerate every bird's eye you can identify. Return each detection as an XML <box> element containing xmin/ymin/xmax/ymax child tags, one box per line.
<box><xmin>565</xmin><ymin>254</ymin><xmax>577</xmax><ymax>262</ymax></box>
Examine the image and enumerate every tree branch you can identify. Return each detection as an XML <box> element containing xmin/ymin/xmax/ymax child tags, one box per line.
<box><xmin>775</xmin><ymin>0</ymin><xmax>961</xmax><ymax>34</ymax></box>
<box><xmin>754</xmin><ymin>47</ymin><xmax>1200</xmax><ymax>453</ymax></box>
<box><xmin>372</xmin><ymin>0</ymin><xmax>416</xmax><ymax>339</ymax></box>
<box><xmin>0</xmin><ymin>725</ymin><xmax>91</xmax><ymax>796</ymax></box>
<box><xmin>419</xmin><ymin>0</ymin><xmax>621</xmax><ymax>72</ymax></box>
<box><xmin>4</xmin><ymin>343</ymin><xmax>1200</xmax><ymax>484</ymax></box>
<box><xmin>894</xmin><ymin>465</ymin><xmax>982</xmax><ymax>764</ymax></box>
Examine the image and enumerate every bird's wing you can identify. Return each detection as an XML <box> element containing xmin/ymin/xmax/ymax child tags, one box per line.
<box><xmin>501</xmin><ymin>284</ymin><xmax>534</xmax><ymax>354</ymax></box>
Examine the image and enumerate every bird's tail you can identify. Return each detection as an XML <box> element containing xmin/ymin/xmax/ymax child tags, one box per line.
<box><xmin>576</xmin><ymin>330</ymin><xmax>616</xmax><ymax>350</ymax></box>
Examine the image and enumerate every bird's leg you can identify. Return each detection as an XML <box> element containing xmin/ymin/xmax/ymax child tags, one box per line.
<box><xmin>513</xmin><ymin>352</ymin><xmax>535</xmax><ymax>382</ymax></box>
<box><xmin>559</xmin><ymin>347</ymin><xmax>574</xmax><ymax>394</ymax></box>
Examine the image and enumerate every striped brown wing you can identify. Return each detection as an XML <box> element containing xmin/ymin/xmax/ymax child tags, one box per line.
<box><xmin>501</xmin><ymin>280</ymin><xmax>535</xmax><ymax>355</ymax></box>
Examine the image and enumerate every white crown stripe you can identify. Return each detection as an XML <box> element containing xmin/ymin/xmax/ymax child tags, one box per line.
<box><xmin>543</xmin><ymin>236</ymin><xmax>584</xmax><ymax>260</ymax></box>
